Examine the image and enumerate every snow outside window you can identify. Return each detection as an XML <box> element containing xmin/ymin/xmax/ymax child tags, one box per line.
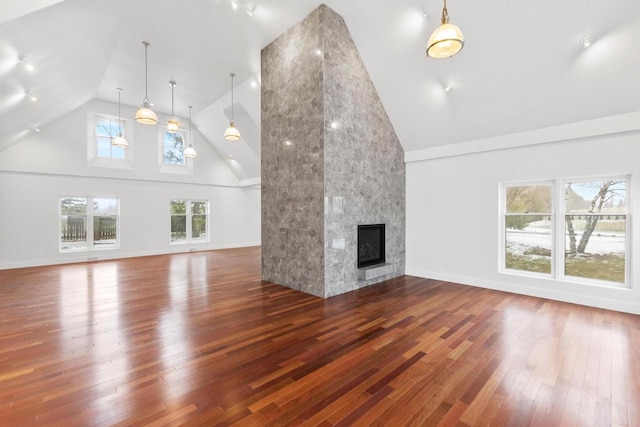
<box><xmin>501</xmin><ymin>177</ymin><xmax>629</xmax><ymax>288</ymax></box>
<box><xmin>504</xmin><ymin>184</ymin><xmax>553</xmax><ymax>276</ymax></box>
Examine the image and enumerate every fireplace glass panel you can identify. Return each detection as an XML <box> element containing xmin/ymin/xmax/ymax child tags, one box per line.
<box><xmin>358</xmin><ymin>224</ymin><xmax>385</xmax><ymax>268</ymax></box>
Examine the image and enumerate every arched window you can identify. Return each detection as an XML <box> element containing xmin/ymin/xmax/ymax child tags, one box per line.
<box><xmin>163</xmin><ymin>130</ymin><xmax>186</xmax><ymax>165</ymax></box>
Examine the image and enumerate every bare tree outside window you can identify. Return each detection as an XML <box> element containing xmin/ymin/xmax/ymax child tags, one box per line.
<box><xmin>564</xmin><ymin>181</ymin><xmax>626</xmax><ymax>283</ymax></box>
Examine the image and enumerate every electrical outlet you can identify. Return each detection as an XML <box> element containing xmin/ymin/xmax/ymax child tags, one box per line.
<box><xmin>87</xmin><ymin>256</ymin><xmax>98</xmax><ymax>262</ymax></box>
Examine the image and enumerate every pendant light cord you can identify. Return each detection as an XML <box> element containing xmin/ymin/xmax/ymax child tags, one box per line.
<box><xmin>118</xmin><ymin>88</ymin><xmax>121</xmax><ymax>123</ymax></box>
<box><xmin>189</xmin><ymin>106</ymin><xmax>193</xmax><ymax>145</ymax></box>
<box><xmin>170</xmin><ymin>81</ymin><xmax>175</xmax><ymax>116</ymax></box>
<box><xmin>143</xmin><ymin>42</ymin><xmax>150</xmax><ymax>101</ymax></box>
<box><xmin>230</xmin><ymin>73</ymin><xmax>235</xmax><ymax>122</ymax></box>
<box><xmin>117</xmin><ymin>88</ymin><xmax>123</xmax><ymax>133</ymax></box>
<box><xmin>441</xmin><ymin>0</ymin><xmax>449</xmax><ymax>24</ymax></box>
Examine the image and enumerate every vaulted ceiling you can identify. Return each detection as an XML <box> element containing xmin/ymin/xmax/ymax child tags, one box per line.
<box><xmin>2</xmin><ymin>0</ymin><xmax>639</xmax><ymax>180</ymax></box>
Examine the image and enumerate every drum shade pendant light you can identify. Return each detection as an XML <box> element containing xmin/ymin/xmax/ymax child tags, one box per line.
<box><xmin>426</xmin><ymin>0</ymin><xmax>464</xmax><ymax>59</ymax></box>
<box><xmin>167</xmin><ymin>80</ymin><xmax>179</xmax><ymax>132</ymax></box>
<box><xmin>112</xmin><ymin>88</ymin><xmax>129</xmax><ymax>148</ymax></box>
<box><xmin>135</xmin><ymin>41</ymin><xmax>159</xmax><ymax>125</ymax></box>
<box><xmin>184</xmin><ymin>106</ymin><xmax>198</xmax><ymax>158</ymax></box>
<box><xmin>224</xmin><ymin>73</ymin><xmax>241</xmax><ymax>141</ymax></box>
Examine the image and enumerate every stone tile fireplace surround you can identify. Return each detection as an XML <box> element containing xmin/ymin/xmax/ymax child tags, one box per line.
<box><xmin>261</xmin><ymin>4</ymin><xmax>405</xmax><ymax>297</ymax></box>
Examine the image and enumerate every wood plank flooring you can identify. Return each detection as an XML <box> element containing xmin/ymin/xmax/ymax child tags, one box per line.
<box><xmin>0</xmin><ymin>246</ymin><xmax>638</xmax><ymax>426</ymax></box>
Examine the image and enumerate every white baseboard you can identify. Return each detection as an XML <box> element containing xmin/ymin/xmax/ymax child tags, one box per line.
<box><xmin>0</xmin><ymin>242</ymin><xmax>261</xmax><ymax>270</ymax></box>
<box><xmin>405</xmin><ymin>267</ymin><xmax>640</xmax><ymax>315</ymax></box>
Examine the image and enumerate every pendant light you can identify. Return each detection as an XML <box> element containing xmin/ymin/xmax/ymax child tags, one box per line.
<box><xmin>135</xmin><ymin>41</ymin><xmax>159</xmax><ymax>125</ymax></box>
<box><xmin>184</xmin><ymin>106</ymin><xmax>198</xmax><ymax>158</ymax></box>
<box><xmin>224</xmin><ymin>73</ymin><xmax>241</xmax><ymax>141</ymax></box>
<box><xmin>426</xmin><ymin>0</ymin><xmax>464</xmax><ymax>59</ymax></box>
<box><xmin>167</xmin><ymin>80</ymin><xmax>179</xmax><ymax>132</ymax></box>
<box><xmin>112</xmin><ymin>88</ymin><xmax>129</xmax><ymax>149</ymax></box>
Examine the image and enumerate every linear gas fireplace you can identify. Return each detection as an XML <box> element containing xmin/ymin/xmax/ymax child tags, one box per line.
<box><xmin>357</xmin><ymin>224</ymin><xmax>385</xmax><ymax>268</ymax></box>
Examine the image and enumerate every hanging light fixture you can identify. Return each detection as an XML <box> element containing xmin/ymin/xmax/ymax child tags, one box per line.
<box><xmin>135</xmin><ymin>41</ymin><xmax>159</xmax><ymax>125</ymax></box>
<box><xmin>224</xmin><ymin>73</ymin><xmax>241</xmax><ymax>141</ymax></box>
<box><xmin>112</xmin><ymin>88</ymin><xmax>129</xmax><ymax>149</ymax></box>
<box><xmin>426</xmin><ymin>0</ymin><xmax>464</xmax><ymax>59</ymax></box>
<box><xmin>167</xmin><ymin>80</ymin><xmax>179</xmax><ymax>132</ymax></box>
<box><xmin>184</xmin><ymin>106</ymin><xmax>198</xmax><ymax>158</ymax></box>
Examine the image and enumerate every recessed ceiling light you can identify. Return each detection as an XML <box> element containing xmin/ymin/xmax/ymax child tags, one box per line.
<box><xmin>246</xmin><ymin>5</ymin><xmax>256</xmax><ymax>16</ymax></box>
<box><xmin>330</xmin><ymin>121</ymin><xmax>338</xmax><ymax>129</ymax></box>
<box><xmin>18</xmin><ymin>55</ymin><xmax>35</xmax><ymax>72</ymax></box>
<box><xmin>580</xmin><ymin>35</ymin><xmax>593</xmax><ymax>49</ymax></box>
<box><xmin>31</xmin><ymin>126</ymin><xmax>40</xmax><ymax>133</ymax></box>
<box><xmin>444</xmin><ymin>84</ymin><xmax>452</xmax><ymax>93</ymax></box>
<box><xmin>231</xmin><ymin>0</ymin><xmax>238</xmax><ymax>10</ymax></box>
<box><xmin>27</xmin><ymin>92</ymin><xmax>38</xmax><ymax>102</ymax></box>
<box><xmin>283</xmin><ymin>138</ymin><xmax>292</xmax><ymax>146</ymax></box>
<box><xmin>314</xmin><ymin>48</ymin><xmax>323</xmax><ymax>56</ymax></box>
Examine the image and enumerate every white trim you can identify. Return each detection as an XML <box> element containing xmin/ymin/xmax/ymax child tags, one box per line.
<box><xmin>59</xmin><ymin>196</ymin><xmax>120</xmax><ymax>252</ymax></box>
<box><xmin>87</xmin><ymin>112</ymin><xmax>134</xmax><ymax>170</ymax></box>
<box><xmin>158</xmin><ymin>128</ymin><xmax>194</xmax><ymax>175</ymax></box>
<box><xmin>558</xmin><ymin>176</ymin><xmax>630</xmax><ymax>288</ymax></box>
<box><xmin>499</xmin><ymin>180</ymin><xmax>554</xmax><ymax>277</ymax></box>
<box><xmin>405</xmin><ymin>111</ymin><xmax>640</xmax><ymax>163</ymax></box>
<box><xmin>0</xmin><ymin>242</ymin><xmax>262</xmax><ymax>270</ymax></box>
<box><xmin>405</xmin><ymin>268</ymin><xmax>640</xmax><ymax>315</ymax></box>
<box><xmin>239</xmin><ymin>177</ymin><xmax>261</xmax><ymax>187</ymax></box>
<box><xmin>499</xmin><ymin>176</ymin><xmax>630</xmax><ymax>288</ymax></box>
<box><xmin>170</xmin><ymin>199</ymin><xmax>210</xmax><ymax>245</ymax></box>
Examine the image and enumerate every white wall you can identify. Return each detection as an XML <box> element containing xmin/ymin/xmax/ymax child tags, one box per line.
<box><xmin>406</xmin><ymin>112</ymin><xmax>640</xmax><ymax>315</ymax></box>
<box><xmin>0</xmin><ymin>99</ymin><xmax>261</xmax><ymax>268</ymax></box>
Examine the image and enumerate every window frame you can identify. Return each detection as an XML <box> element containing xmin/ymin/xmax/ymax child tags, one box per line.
<box><xmin>158</xmin><ymin>128</ymin><xmax>194</xmax><ymax>175</ymax></box>
<box><xmin>499</xmin><ymin>175</ymin><xmax>631</xmax><ymax>288</ymax></box>
<box><xmin>87</xmin><ymin>113</ymin><xmax>134</xmax><ymax>170</ymax></box>
<box><xmin>59</xmin><ymin>196</ymin><xmax>120</xmax><ymax>253</ymax></box>
<box><xmin>499</xmin><ymin>180</ymin><xmax>555</xmax><ymax>279</ymax></box>
<box><xmin>557</xmin><ymin>176</ymin><xmax>630</xmax><ymax>288</ymax></box>
<box><xmin>170</xmin><ymin>199</ymin><xmax>209</xmax><ymax>245</ymax></box>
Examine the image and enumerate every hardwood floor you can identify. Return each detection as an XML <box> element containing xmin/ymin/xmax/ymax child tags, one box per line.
<box><xmin>0</xmin><ymin>247</ymin><xmax>638</xmax><ymax>426</ymax></box>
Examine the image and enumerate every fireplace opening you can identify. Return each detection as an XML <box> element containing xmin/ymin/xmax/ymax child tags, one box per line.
<box><xmin>357</xmin><ymin>224</ymin><xmax>385</xmax><ymax>268</ymax></box>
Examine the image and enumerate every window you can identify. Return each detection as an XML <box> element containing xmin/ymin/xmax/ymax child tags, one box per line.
<box><xmin>158</xmin><ymin>128</ymin><xmax>192</xmax><ymax>175</ymax></box>
<box><xmin>501</xmin><ymin>177</ymin><xmax>629</xmax><ymax>287</ymax></box>
<box><xmin>564</xmin><ymin>180</ymin><xmax>627</xmax><ymax>284</ymax></box>
<box><xmin>96</xmin><ymin>117</ymin><xmax>126</xmax><ymax>159</ymax></box>
<box><xmin>504</xmin><ymin>184</ymin><xmax>553</xmax><ymax>275</ymax></box>
<box><xmin>170</xmin><ymin>200</ymin><xmax>209</xmax><ymax>244</ymax></box>
<box><xmin>60</xmin><ymin>197</ymin><xmax>119</xmax><ymax>251</ymax></box>
<box><xmin>87</xmin><ymin>113</ymin><xmax>133</xmax><ymax>170</ymax></box>
<box><xmin>163</xmin><ymin>130</ymin><xmax>186</xmax><ymax>165</ymax></box>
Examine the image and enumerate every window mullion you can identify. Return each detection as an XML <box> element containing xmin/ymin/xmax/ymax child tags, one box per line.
<box><xmin>554</xmin><ymin>180</ymin><xmax>564</xmax><ymax>280</ymax></box>
<box><xmin>187</xmin><ymin>200</ymin><xmax>193</xmax><ymax>243</ymax></box>
<box><xmin>87</xmin><ymin>197</ymin><xmax>94</xmax><ymax>248</ymax></box>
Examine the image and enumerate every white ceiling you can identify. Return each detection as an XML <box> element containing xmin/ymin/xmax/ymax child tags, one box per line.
<box><xmin>2</xmin><ymin>0</ymin><xmax>640</xmax><ymax>180</ymax></box>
